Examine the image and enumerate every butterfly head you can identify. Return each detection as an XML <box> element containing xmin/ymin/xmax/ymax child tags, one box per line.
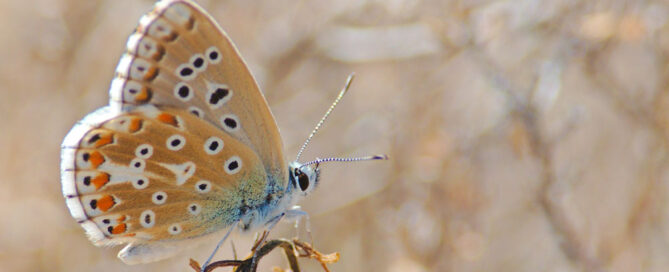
<box><xmin>288</xmin><ymin>161</ymin><xmax>320</xmax><ymax>196</ymax></box>
<box><xmin>286</xmin><ymin>74</ymin><xmax>388</xmax><ymax>198</ymax></box>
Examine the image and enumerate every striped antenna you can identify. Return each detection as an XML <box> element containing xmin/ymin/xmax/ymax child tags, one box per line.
<box><xmin>300</xmin><ymin>155</ymin><xmax>389</xmax><ymax>170</ymax></box>
<box><xmin>295</xmin><ymin>73</ymin><xmax>355</xmax><ymax>161</ymax></box>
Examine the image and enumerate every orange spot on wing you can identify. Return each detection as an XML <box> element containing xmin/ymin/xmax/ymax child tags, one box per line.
<box><xmin>111</xmin><ymin>223</ymin><xmax>127</xmax><ymax>234</ymax></box>
<box><xmin>89</xmin><ymin>151</ymin><xmax>105</xmax><ymax>169</ymax></box>
<box><xmin>149</xmin><ymin>44</ymin><xmax>165</xmax><ymax>61</ymax></box>
<box><xmin>157</xmin><ymin>113</ymin><xmax>178</xmax><ymax>127</ymax></box>
<box><xmin>163</xmin><ymin>33</ymin><xmax>178</xmax><ymax>42</ymax></box>
<box><xmin>92</xmin><ymin>172</ymin><xmax>110</xmax><ymax>189</ymax></box>
<box><xmin>134</xmin><ymin>86</ymin><xmax>151</xmax><ymax>102</ymax></box>
<box><xmin>84</xmin><ymin>131</ymin><xmax>113</xmax><ymax>148</ymax></box>
<box><xmin>97</xmin><ymin>195</ymin><xmax>116</xmax><ymax>212</ymax></box>
<box><xmin>118</xmin><ymin>215</ymin><xmax>126</xmax><ymax>222</ymax></box>
<box><xmin>128</xmin><ymin>118</ymin><xmax>143</xmax><ymax>133</ymax></box>
<box><xmin>143</xmin><ymin>67</ymin><xmax>159</xmax><ymax>81</ymax></box>
<box><xmin>94</xmin><ymin>133</ymin><xmax>114</xmax><ymax>148</ymax></box>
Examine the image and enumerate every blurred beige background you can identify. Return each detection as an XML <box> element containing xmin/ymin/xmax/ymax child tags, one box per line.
<box><xmin>1</xmin><ymin>0</ymin><xmax>668</xmax><ymax>271</ymax></box>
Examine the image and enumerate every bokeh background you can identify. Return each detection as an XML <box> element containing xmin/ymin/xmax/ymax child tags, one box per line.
<box><xmin>2</xmin><ymin>0</ymin><xmax>669</xmax><ymax>271</ymax></box>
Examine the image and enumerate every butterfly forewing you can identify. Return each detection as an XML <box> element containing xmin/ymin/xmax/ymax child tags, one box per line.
<box><xmin>110</xmin><ymin>0</ymin><xmax>286</xmax><ymax>181</ymax></box>
<box><xmin>62</xmin><ymin>105</ymin><xmax>268</xmax><ymax>247</ymax></box>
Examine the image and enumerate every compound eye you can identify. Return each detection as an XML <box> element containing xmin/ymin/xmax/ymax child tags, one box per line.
<box><xmin>298</xmin><ymin>172</ymin><xmax>309</xmax><ymax>191</ymax></box>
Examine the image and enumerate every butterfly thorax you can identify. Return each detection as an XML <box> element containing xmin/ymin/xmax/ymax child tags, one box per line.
<box><xmin>233</xmin><ymin>162</ymin><xmax>318</xmax><ymax>231</ymax></box>
<box><xmin>231</xmin><ymin>172</ymin><xmax>290</xmax><ymax>232</ymax></box>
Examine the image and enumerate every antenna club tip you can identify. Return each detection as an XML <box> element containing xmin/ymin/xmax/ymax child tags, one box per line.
<box><xmin>373</xmin><ymin>154</ymin><xmax>389</xmax><ymax>160</ymax></box>
<box><xmin>344</xmin><ymin>74</ymin><xmax>355</xmax><ymax>89</ymax></box>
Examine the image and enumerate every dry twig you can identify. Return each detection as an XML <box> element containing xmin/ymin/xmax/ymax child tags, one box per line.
<box><xmin>189</xmin><ymin>238</ymin><xmax>339</xmax><ymax>272</ymax></box>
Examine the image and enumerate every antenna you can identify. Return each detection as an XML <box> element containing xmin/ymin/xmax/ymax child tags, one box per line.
<box><xmin>295</xmin><ymin>73</ymin><xmax>355</xmax><ymax>161</ymax></box>
<box><xmin>300</xmin><ymin>155</ymin><xmax>389</xmax><ymax>170</ymax></box>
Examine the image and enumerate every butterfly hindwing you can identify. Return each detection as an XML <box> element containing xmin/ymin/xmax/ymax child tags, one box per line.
<box><xmin>109</xmin><ymin>0</ymin><xmax>286</xmax><ymax>182</ymax></box>
<box><xmin>61</xmin><ymin>105</ymin><xmax>268</xmax><ymax>249</ymax></box>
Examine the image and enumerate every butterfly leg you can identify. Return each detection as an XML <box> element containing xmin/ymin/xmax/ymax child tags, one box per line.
<box><xmin>248</xmin><ymin>212</ymin><xmax>284</xmax><ymax>269</ymax></box>
<box><xmin>231</xmin><ymin>239</ymin><xmax>237</xmax><ymax>260</ymax></box>
<box><xmin>285</xmin><ymin>206</ymin><xmax>313</xmax><ymax>245</ymax></box>
<box><xmin>201</xmin><ymin>221</ymin><xmax>239</xmax><ymax>272</ymax></box>
<box><xmin>262</xmin><ymin>207</ymin><xmax>310</xmax><ymax>243</ymax></box>
<box><xmin>249</xmin><ymin>208</ymin><xmax>310</xmax><ymax>268</ymax></box>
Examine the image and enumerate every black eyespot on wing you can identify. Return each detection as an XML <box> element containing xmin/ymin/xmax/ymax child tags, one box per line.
<box><xmin>209</xmin><ymin>51</ymin><xmax>219</xmax><ymax>61</ymax></box>
<box><xmin>178</xmin><ymin>85</ymin><xmax>190</xmax><ymax>98</ymax></box>
<box><xmin>180</xmin><ymin>67</ymin><xmax>193</xmax><ymax>77</ymax></box>
<box><xmin>193</xmin><ymin>57</ymin><xmax>204</xmax><ymax>68</ymax></box>
<box><xmin>209</xmin><ymin>88</ymin><xmax>229</xmax><ymax>105</ymax></box>
<box><xmin>298</xmin><ymin>173</ymin><xmax>309</xmax><ymax>191</ymax></box>
<box><xmin>224</xmin><ymin>118</ymin><xmax>237</xmax><ymax>129</ymax></box>
<box><xmin>209</xmin><ymin>141</ymin><xmax>219</xmax><ymax>150</ymax></box>
<box><xmin>228</xmin><ymin>160</ymin><xmax>238</xmax><ymax>171</ymax></box>
<box><xmin>87</xmin><ymin>134</ymin><xmax>101</xmax><ymax>144</ymax></box>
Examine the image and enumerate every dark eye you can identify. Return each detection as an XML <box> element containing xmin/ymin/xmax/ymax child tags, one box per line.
<box><xmin>298</xmin><ymin>172</ymin><xmax>309</xmax><ymax>191</ymax></box>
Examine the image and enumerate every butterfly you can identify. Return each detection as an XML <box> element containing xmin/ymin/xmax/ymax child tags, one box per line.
<box><xmin>60</xmin><ymin>0</ymin><xmax>385</xmax><ymax>268</ymax></box>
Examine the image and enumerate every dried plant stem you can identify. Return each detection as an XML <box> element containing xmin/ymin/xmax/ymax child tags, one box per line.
<box><xmin>292</xmin><ymin>239</ymin><xmax>340</xmax><ymax>272</ymax></box>
<box><xmin>190</xmin><ymin>238</ymin><xmax>338</xmax><ymax>272</ymax></box>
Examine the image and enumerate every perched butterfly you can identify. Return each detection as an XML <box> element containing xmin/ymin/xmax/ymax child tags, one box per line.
<box><xmin>60</xmin><ymin>0</ymin><xmax>385</xmax><ymax>268</ymax></box>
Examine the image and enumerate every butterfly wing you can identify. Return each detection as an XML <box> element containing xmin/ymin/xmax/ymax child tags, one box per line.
<box><xmin>61</xmin><ymin>0</ymin><xmax>289</xmax><ymax>263</ymax></box>
<box><xmin>110</xmin><ymin>0</ymin><xmax>286</xmax><ymax>181</ymax></box>
<box><xmin>61</xmin><ymin>105</ymin><xmax>271</xmax><ymax>263</ymax></box>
